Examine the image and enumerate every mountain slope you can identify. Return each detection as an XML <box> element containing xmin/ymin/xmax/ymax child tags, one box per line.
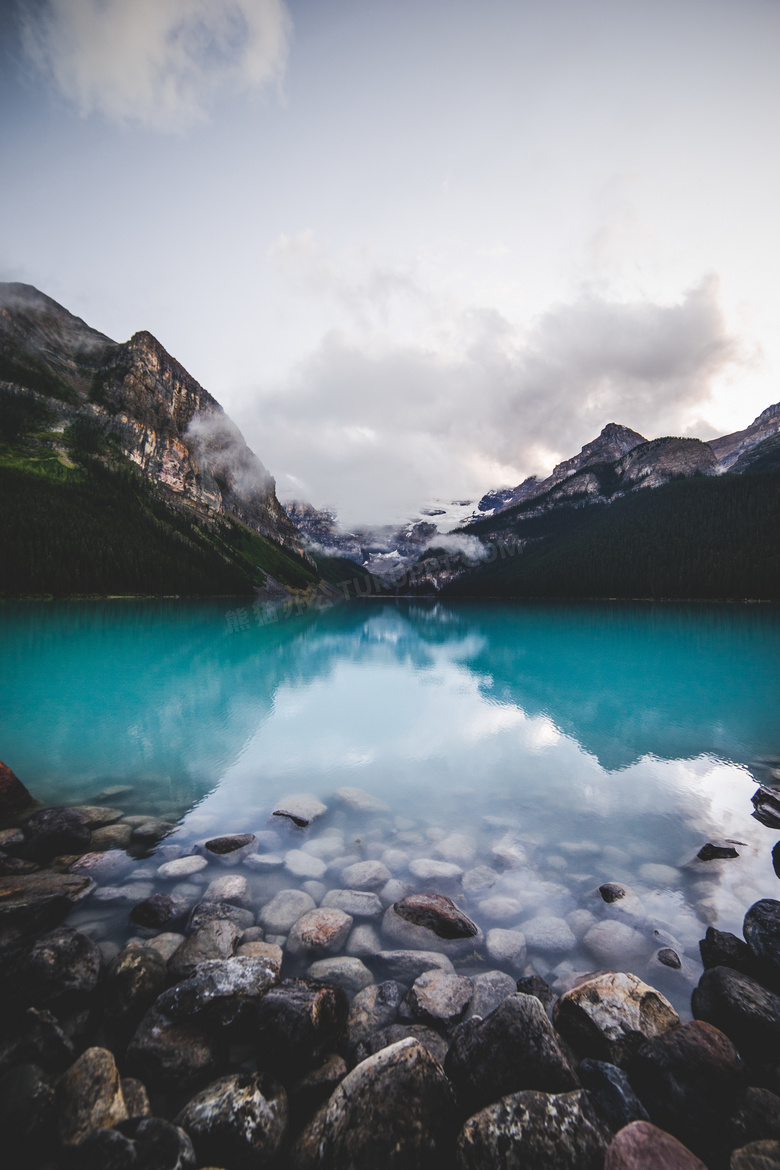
<box><xmin>0</xmin><ymin>284</ymin><xmax>319</xmax><ymax>597</ymax></box>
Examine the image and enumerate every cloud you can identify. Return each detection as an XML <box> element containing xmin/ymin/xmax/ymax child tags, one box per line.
<box><xmin>19</xmin><ymin>0</ymin><xmax>291</xmax><ymax>131</ymax></box>
<box><xmin>187</xmin><ymin>408</ymin><xmax>274</xmax><ymax>498</ymax></box>
<box><xmin>241</xmin><ymin>270</ymin><xmax>740</xmax><ymax>526</ymax></box>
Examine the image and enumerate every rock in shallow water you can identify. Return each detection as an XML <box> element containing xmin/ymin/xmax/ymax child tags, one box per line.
<box><xmin>175</xmin><ymin>1071</ymin><xmax>287</xmax><ymax>1169</ymax></box>
<box><xmin>258</xmin><ymin>889</ymin><xmax>316</xmax><ymax>934</ymax></box>
<box><xmin>409</xmin><ymin>969</ymin><xmax>473</xmax><ymax>1026</ymax></box>
<box><xmin>168</xmin><ymin>918</ymin><xmax>239</xmax><ymax>981</ymax></box>
<box><xmin>456</xmin><ymin>1088</ymin><xmax>607</xmax><ymax>1170</ymax></box>
<box><xmin>157</xmin><ymin>855</ymin><xmax>207</xmax><ymax>880</ymax></box>
<box><xmin>341</xmin><ymin>860</ymin><xmax>392</xmax><ymax>891</ymax></box>
<box><xmin>307</xmin><ymin>955</ymin><xmax>374</xmax><ymax>995</ymax></box>
<box><xmin>485</xmin><ymin>927</ymin><xmax>527</xmax><ymax>972</ymax></box>
<box><xmin>321</xmin><ymin>888</ymin><xmax>384</xmax><ymax>919</ymax></box>
<box><xmin>273</xmin><ymin>793</ymin><xmax>327</xmax><ymax>827</ymax></box>
<box><xmin>394</xmin><ymin>893</ymin><xmax>478</xmax><ymax>940</ymax></box>
<box><xmin>375</xmin><ymin>949</ymin><xmax>455</xmax><ymax>982</ymax></box>
<box><xmin>286</xmin><ymin>908</ymin><xmax>353</xmax><ymax>958</ymax></box>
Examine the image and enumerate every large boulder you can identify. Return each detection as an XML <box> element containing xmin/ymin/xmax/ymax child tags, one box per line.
<box><xmin>692</xmin><ymin>965</ymin><xmax>780</xmax><ymax>1064</ymax></box>
<box><xmin>18</xmin><ymin>926</ymin><xmax>103</xmax><ymax>1008</ymax></box>
<box><xmin>628</xmin><ymin>1019</ymin><xmax>746</xmax><ymax>1163</ymax></box>
<box><xmin>286</xmin><ymin>908</ymin><xmax>353</xmax><ymax>958</ymax></box>
<box><xmin>78</xmin><ymin>1117</ymin><xmax>196</xmax><ymax>1170</ymax></box>
<box><xmin>255</xmin><ymin>977</ymin><xmax>349</xmax><ymax>1080</ymax></box>
<box><xmin>727</xmin><ymin>1087</ymin><xmax>780</xmax><ymax>1150</ymax></box>
<box><xmin>744</xmin><ymin>901</ymin><xmax>780</xmax><ymax>979</ymax></box>
<box><xmin>408</xmin><ymin>969</ymin><xmax>473</xmax><ymax>1027</ymax></box>
<box><xmin>175</xmin><ymin>1072</ymin><xmax>287</xmax><ymax>1168</ymax></box>
<box><xmin>105</xmin><ymin>944</ymin><xmax>168</xmax><ymax>1024</ymax></box>
<box><xmin>130</xmin><ymin>892</ymin><xmax>190</xmax><ymax>931</ymax></box>
<box><xmin>293</xmin><ymin>1038</ymin><xmax>456</xmax><ymax>1169</ymax></box>
<box><xmin>19</xmin><ymin>807</ymin><xmax>91</xmax><ymax>861</ymax></box>
<box><xmin>0</xmin><ymin>871</ymin><xmax>92</xmax><ymax>939</ymax></box>
<box><xmin>57</xmin><ymin>1046</ymin><xmax>128</xmax><ymax>1146</ymax></box>
<box><xmin>730</xmin><ymin>1140</ymin><xmax>780</xmax><ymax>1169</ymax></box>
<box><xmin>456</xmin><ymin>1089</ymin><xmax>607</xmax><ymax>1170</ymax></box>
<box><xmin>157</xmin><ymin>956</ymin><xmax>278</xmax><ymax>1029</ymax></box>
<box><xmin>700</xmin><ymin>927</ymin><xmax>762</xmax><ymax>979</ymax></box>
<box><xmin>126</xmin><ymin>1006</ymin><xmax>217</xmax><ymax>1090</ymax></box>
<box><xmin>578</xmin><ymin>1058</ymin><xmax>649</xmax><ymax>1134</ymax></box>
<box><xmin>553</xmin><ymin>972</ymin><xmax>679</xmax><ymax>1065</ymax></box>
<box><xmin>603</xmin><ymin>1120</ymin><xmax>707</xmax><ymax>1169</ymax></box>
<box><xmin>168</xmin><ymin>918</ymin><xmax>239</xmax><ymax>981</ymax></box>
<box><xmin>445</xmin><ymin>993</ymin><xmax>579</xmax><ymax>1116</ymax></box>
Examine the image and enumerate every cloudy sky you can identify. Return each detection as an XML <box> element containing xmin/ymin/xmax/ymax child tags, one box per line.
<box><xmin>2</xmin><ymin>0</ymin><xmax>779</xmax><ymax>524</ymax></box>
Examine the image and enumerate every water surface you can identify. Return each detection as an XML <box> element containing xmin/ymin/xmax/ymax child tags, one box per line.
<box><xmin>2</xmin><ymin>597</ymin><xmax>779</xmax><ymax>1015</ymax></box>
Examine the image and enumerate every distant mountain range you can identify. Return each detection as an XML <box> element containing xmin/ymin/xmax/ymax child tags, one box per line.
<box><xmin>2</xmin><ymin>281</ymin><xmax>778</xmax><ymax>600</ymax></box>
<box><xmin>0</xmin><ymin>284</ymin><xmax>370</xmax><ymax>598</ymax></box>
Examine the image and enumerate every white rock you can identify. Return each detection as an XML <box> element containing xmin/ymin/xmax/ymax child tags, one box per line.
<box><xmin>286</xmin><ymin>908</ymin><xmax>353</xmax><ymax>957</ymax></box>
<box><xmin>477</xmin><ymin>895</ymin><xmax>522</xmax><ymax>922</ymax></box>
<box><xmin>490</xmin><ymin>836</ymin><xmax>527</xmax><ymax>869</ymax></box>
<box><xmin>157</xmin><ymin>856</ymin><xmax>208</xmax><ymax>880</ymax></box>
<box><xmin>302</xmin><ymin>880</ymin><xmax>326</xmax><ymax>903</ymax></box>
<box><xmin>638</xmin><ymin>863</ymin><xmax>681</xmax><ymax>886</ymax></box>
<box><xmin>272</xmin><ymin>793</ymin><xmax>327</xmax><ymax>824</ymax></box>
<box><xmin>408</xmin><ymin>858</ymin><xmax>462</xmax><ymax>883</ymax></box>
<box><xmin>583</xmin><ymin>920</ymin><xmax>647</xmax><ymax>966</ymax></box>
<box><xmin>381</xmin><ymin>848</ymin><xmax>409</xmax><ymax>870</ymax></box>
<box><xmin>285</xmin><ymin>849</ymin><xmax>327</xmax><ymax>880</ymax></box>
<box><xmin>345</xmin><ymin>924</ymin><xmax>383</xmax><ymax>958</ymax></box>
<box><xmin>566</xmin><ymin>909</ymin><xmax>597</xmax><ymax>940</ymax></box>
<box><xmin>301</xmin><ymin>836</ymin><xmax>345</xmax><ymax>860</ymax></box>
<box><xmin>463</xmin><ymin>866</ymin><xmax>500</xmax><ymax>896</ymax></box>
<box><xmin>434</xmin><ymin>834</ymin><xmax>477</xmax><ymax>866</ymax></box>
<box><xmin>333</xmin><ymin>787</ymin><xmax>389</xmax><ymax>813</ymax></box>
<box><xmin>258</xmin><ymin>889</ymin><xmax>317</xmax><ymax>933</ymax></box>
<box><xmin>485</xmin><ymin>928</ymin><xmax>527</xmax><ymax>971</ymax></box>
<box><xmin>341</xmin><ymin>860</ymin><xmax>392</xmax><ymax>891</ymax></box>
<box><xmin>521</xmin><ymin>916</ymin><xmax>576</xmax><ymax>955</ymax></box>
<box><xmin>378</xmin><ymin>879</ymin><xmax>411</xmax><ymax>906</ymax></box>
<box><xmin>203</xmin><ymin>874</ymin><xmax>251</xmax><ymax>908</ymax></box>
<box><xmin>321</xmin><ymin>889</ymin><xmax>384</xmax><ymax>919</ymax></box>
<box><xmin>245</xmin><ymin>852</ymin><xmax>284</xmax><ymax>871</ymax></box>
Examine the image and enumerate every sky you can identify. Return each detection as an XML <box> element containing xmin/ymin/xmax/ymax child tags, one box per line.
<box><xmin>2</xmin><ymin>0</ymin><xmax>780</xmax><ymax>525</ymax></box>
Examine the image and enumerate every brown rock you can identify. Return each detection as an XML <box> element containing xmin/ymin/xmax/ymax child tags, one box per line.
<box><xmin>554</xmin><ymin>971</ymin><xmax>679</xmax><ymax>1065</ymax></box>
<box><xmin>604</xmin><ymin>1120</ymin><xmax>707</xmax><ymax>1169</ymax></box>
<box><xmin>409</xmin><ymin>969</ymin><xmax>473</xmax><ymax>1026</ymax></box>
<box><xmin>0</xmin><ymin>760</ymin><xmax>34</xmax><ymax>818</ymax></box>
<box><xmin>394</xmin><ymin>893</ymin><xmax>478</xmax><ymax>940</ymax></box>
<box><xmin>121</xmin><ymin>1077</ymin><xmax>151</xmax><ymax>1118</ymax></box>
<box><xmin>0</xmin><ymin>871</ymin><xmax>92</xmax><ymax>938</ymax></box>
<box><xmin>731</xmin><ymin>1141</ymin><xmax>780</xmax><ymax>1169</ymax></box>
<box><xmin>286</xmin><ymin>908</ymin><xmax>353</xmax><ymax>958</ymax></box>
<box><xmin>57</xmin><ymin>1046</ymin><xmax>128</xmax><ymax>1146</ymax></box>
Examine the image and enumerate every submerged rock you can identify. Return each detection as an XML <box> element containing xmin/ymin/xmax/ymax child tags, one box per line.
<box><xmin>485</xmin><ymin>927</ymin><xmax>527</xmax><ymax>972</ymax></box>
<box><xmin>204</xmin><ymin>833</ymin><xmax>255</xmax><ymax>856</ymax></box>
<box><xmin>521</xmin><ymin>916</ymin><xmax>576</xmax><ymax>955</ymax></box>
<box><xmin>19</xmin><ymin>807</ymin><xmax>91</xmax><ymax>861</ymax></box>
<box><xmin>168</xmin><ymin>918</ymin><xmax>239</xmax><ymax>981</ymax></box>
<box><xmin>286</xmin><ymin>908</ymin><xmax>353</xmax><ymax>958</ymax></box>
<box><xmin>394</xmin><ymin>893</ymin><xmax>478</xmax><ymax>940</ymax></box>
<box><xmin>375</xmin><ymin>949</ymin><xmax>455</xmax><ymax>982</ymax></box>
<box><xmin>342</xmin><ymin>860</ymin><xmax>392</xmax><ymax>891</ymax></box>
<box><xmin>307</xmin><ymin>956</ymin><xmax>374</xmax><ymax>996</ymax></box>
<box><xmin>273</xmin><ymin>794</ymin><xmax>327</xmax><ymax>827</ymax></box>
<box><xmin>321</xmin><ymin>888</ymin><xmax>384</xmax><ymax>919</ymax></box>
<box><xmin>130</xmin><ymin>891</ymin><xmax>190</xmax><ymax>930</ymax></box>
<box><xmin>456</xmin><ymin>1088</ymin><xmax>607</xmax><ymax>1170</ymax></box>
<box><xmin>258</xmin><ymin>889</ymin><xmax>316</xmax><ymax>934</ymax></box>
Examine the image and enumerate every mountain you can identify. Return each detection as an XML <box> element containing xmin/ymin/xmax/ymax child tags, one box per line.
<box><xmin>709</xmin><ymin>401</ymin><xmax>780</xmax><ymax>469</ymax></box>
<box><xmin>0</xmin><ymin>283</ymin><xmax>363</xmax><ymax>598</ymax></box>
<box><xmin>477</xmin><ymin>423</ymin><xmax>646</xmax><ymax>516</ymax></box>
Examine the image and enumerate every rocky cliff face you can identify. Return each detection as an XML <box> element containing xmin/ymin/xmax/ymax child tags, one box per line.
<box><xmin>0</xmin><ymin>283</ymin><xmax>305</xmax><ymax>554</ymax></box>
<box><xmin>615</xmin><ymin>437</ymin><xmax>718</xmax><ymax>489</ymax></box>
<box><xmin>709</xmin><ymin>401</ymin><xmax>780</xmax><ymax>470</ymax></box>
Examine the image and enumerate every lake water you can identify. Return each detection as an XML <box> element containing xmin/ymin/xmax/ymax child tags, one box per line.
<box><xmin>2</xmin><ymin>597</ymin><xmax>780</xmax><ymax>1017</ymax></box>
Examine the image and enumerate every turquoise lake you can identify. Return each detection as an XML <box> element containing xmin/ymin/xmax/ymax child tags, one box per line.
<box><xmin>2</xmin><ymin>597</ymin><xmax>780</xmax><ymax>1016</ymax></box>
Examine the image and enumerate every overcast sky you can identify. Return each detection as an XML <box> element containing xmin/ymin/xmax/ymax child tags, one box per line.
<box><xmin>2</xmin><ymin>0</ymin><xmax>779</xmax><ymax>524</ymax></box>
